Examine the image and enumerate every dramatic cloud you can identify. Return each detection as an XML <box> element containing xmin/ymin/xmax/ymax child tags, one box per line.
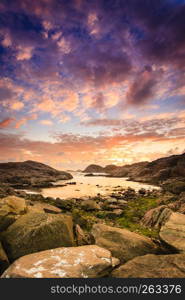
<box><xmin>0</xmin><ymin>0</ymin><xmax>185</xmax><ymax>166</ymax></box>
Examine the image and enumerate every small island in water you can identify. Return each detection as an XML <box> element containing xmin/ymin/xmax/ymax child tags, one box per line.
<box><xmin>0</xmin><ymin>153</ymin><xmax>185</xmax><ymax>278</ymax></box>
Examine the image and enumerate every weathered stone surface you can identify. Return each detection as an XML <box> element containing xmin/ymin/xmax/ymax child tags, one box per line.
<box><xmin>179</xmin><ymin>203</ymin><xmax>185</xmax><ymax>214</ymax></box>
<box><xmin>1</xmin><ymin>196</ymin><xmax>27</xmax><ymax>214</ymax></box>
<box><xmin>160</xmin><ymin>212</ymin><xmax>185</xmax><ymax>252</ymax></box>
<box><xmin>2</xmin><ymin>212</ymin><xmax>75</xmax><ymax>261</ymax></box>
<box><xmin>0</xmin><ymin>241</ymin><xmax>9</xmax><ymax>275</ymax></box>
<box><xmin>28</xmin><ymin>202</ymin><xmax>62</xmax><ymax>214</ymax></box>
<box><xmin>141</xmin><ymin>205</ymin><xmax>172</xmax><ymax>229</ymax></box>
<box><xmin>81</xmin><ymin>200</ymin><xmax>101</xmax><ymax>211</ymax></box>
<box><xmin>1</xmin><ymin>245</ymin><xmax>119</xmax><ymax>278</ymax></box>
<box><xmin>0</xmin><ymin>196</ymin><xmax>27</xmax><ymax>231</ymax></box>
<box><xmin>75</xmin><ymin>224</ymin><xmax>89</xmax><ymax>246</ymax></box>
<box><xmin>112</xmin><ymin>254</ymin><xmax>185</xmax><ymax>278</ymax></box>
<box><xmin>92</xmin><ymin>224</ymin><xmax>157</xmax><ymax>263</ymax></box>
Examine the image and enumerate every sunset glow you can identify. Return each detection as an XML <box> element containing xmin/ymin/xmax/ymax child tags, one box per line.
<box><xmin>0</xmin><ymin>0</ymin><xmax>185</xmax><ymax>169</ymax></box>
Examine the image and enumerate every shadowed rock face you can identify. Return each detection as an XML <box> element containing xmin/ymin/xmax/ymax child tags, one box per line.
<box><xmin>128</xmin><ymin>153</ymin><xmax>185</xmax><ymax>187</ymax></box>
<box><xmin>160</xmin><ymin>212</ymin><xmax>185</xmax><ymax>252</ymax></box>
<box><xmin>1</xmin><ymin>245</ymin><xmax>119</xmax><ymax>278</ymax></box>
<box><xmin>2</xmin><ymin>212</ymin><xmax>75</xmax><ymax>261</ymax></box>
<box><xmin>112</xmin><ymin>254</ymin><xmax>185</xmax><ymax>278</ymax></box>
<box><xmin>0</xmin><ymin>160</ymin><xmax>73</xmax><ymax>189</ymax></box>
<box><xmin>0</xmin><ymin>241</ymin><xmax>9</xmax><ymax>275</ymax></box>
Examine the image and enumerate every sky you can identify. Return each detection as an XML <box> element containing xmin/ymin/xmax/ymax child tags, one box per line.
<box><xmin>0</xmin><ymin>0</ymin><xmax>185</xmax><ymax>170</ymax></box>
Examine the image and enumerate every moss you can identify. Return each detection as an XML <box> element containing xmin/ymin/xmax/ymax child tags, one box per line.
<box><xmin>113</xmin><ymin>196</ymin><xmax>160</xmax><ymax>238</ymax></box>
<box><xmin>116</xmin><ymin>217</ymin><xmax>159</xmax><ymax>239</ymax></box>
<box><xmin>73</xmin><ymin>196</ymin><xmax>161</xmax><ymax>238</ymax></box>
<box><xmin>72</xmin><ymin>209</ymin><xmax>98</xmax><ymax>231</ymax></box>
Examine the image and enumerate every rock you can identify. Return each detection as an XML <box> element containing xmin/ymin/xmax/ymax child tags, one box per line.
<box><xmin>104</xmin><ymin>209</ymin><xmax>123</xmax><ymax>219</ymax></box>
<box><xmin>138</xmin><ymin>188</ymin><xmax>146</xmax><ymax>195</ymax></box>
<box><xmin>75</xmin><ymin>224</ymin><xmax>89</xmax><ymax>246</ymax></box>
<box><xmin>2</xmin><ymin>212</ymin><xmax>75</xmax><ymax>261</ymax></box>
<box><xmin>0</xmin><ymin>160</ymin><xmax>73</xmax><ymax>189</ymax></box>
<box><xmin>105</xmin><ymin>198</ymin><xmax>118</xmax><ymax>204</ymax></box>
<box><xmin>1</xmin><ymin>245</ymin><xmax>120</xmax><ymax>278</ymax></box>
<box><xmin>179</xmin><ymin>203</ymin><xmax>185</xmax><ymax>214</ymax></box>
<box><xmin>81</xmin><ymin>200</ymin><xmax>101</xmax><ymax>211</ymax></box>
<box><xmin>160</xmin><ymin>212</ymin><xmax>185</xmax><ymax>252</ymax></box>
<box><xmin>1</xmin><ymin>196</ymin><xmax>27</xmax><ymax>214</ymax></box>
<box><xmin>92</xmin><ymin>224</ymin><xmax>157</xmax><ymax>263</ymax></box>
<box><xmin>28</xmin><ymin>202</ymin><xmax>62</xmax><ymax>214</ymax></box>
<box><xmin>156</xmin><ymin>192</ymin><xmax>176</xmax><ymax>205</ymax></box>
<box><xmin>179</xmin><ymin>192</ymin><xmax>185</xmax><ymax>202</ymax></box>
<box><xmin>0</xmin><ymin>241</ymin><xmax>9</xmax><ymax>275</ymax></box>
<box><xmin>117</xmin><ymin>200</ymin><xmax>128</xmax><ymax>207</ymax></box>
<box><xmin>112</xmin><ymin>253</ymin><xmax>185</xmax><ymax>278</ymax></box>
<box><xmin>83</xmin><ymin>164</ymin><xmax>104</xmax><ymax>173</ymax></box>
<box><xmin>0</xmin><ymin>196</ymin><xmax>27</xmax><ymax>231</ymax></box>
<box><xmin>141</xmin><ymin>205</ymin><xmax>172</xmax><ymax>229</ymax></box>
<box><xmin>55</xmin><ymin>198</ymin><xmax>73</xmax><ymax>210</ymax></box>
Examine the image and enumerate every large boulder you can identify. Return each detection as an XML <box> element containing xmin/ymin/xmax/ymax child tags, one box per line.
<box><xmin>0</xmin><ymin>241</ymin><xmax>9</xmax><ymax>275</ymax></box>
<box><xmin>160</xmin><ymin>212</ymin><xmax>185</xmax><ymax>252</ymax></box>
<box><xmin>91</xmin><ymin>224</ymin><xmax>157</xmax><ymax>263</ymax></box>
<box><xmin>141</xmin><ymin>205</ymin><xmax>172</xmax><ymax>229</ymax></box>
<box><xmin>112</xmin><ymin>253</ymin><xmax>185</xmax><ymax>278</ymax></box>
<box><xmin>1</xmin><ymin>245</ymin><xmax>119</xmax><ymax>278</ymax></box>
<box><xmin>0</xmin><ymin>196</ymin><xmax>27</xmax><ymax>231</ymax></box>
<box><xmin>2</xmin><ymin>212</ymin><xmax>75</xmax><ymax>261</ymax></box>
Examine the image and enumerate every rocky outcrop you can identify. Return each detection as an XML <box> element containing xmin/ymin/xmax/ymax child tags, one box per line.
<box><xmin>160</xmin><ymin>212</ymin><xmax>185</xmax><ymax>252</ymax></box>
<box><xmin>0</xmin><ymin>160</ymin><xmax>73</xmax><ymax>189</ymax></box>
<box><xmin>0</xmin><ymin>196</ymin><xmax>27</xmax><ymax>231</ymax></box>
<box><xmin>129</xmin><ymin>153</ymin><xmax>185</xmax><ymax>188</ymax></box>
<box><xmin>83</xmin><ymin>164</ymin><xmax>104</xmax><ymax>173</ymax></box>
<box><xmin>91</xmin><ymin>224</ymin><xmax>158</xmax><ymax>263</ymax></box>
<box><xmin>109</xmin><ymin>162</ymin><xmax>148</xmax><ymax>178</ymax></box>
<box><xmin>0</xmin><ymin>241</ymin><xmax>9</xmax><ymax>275</ymax></box>
<box><xmin>2</xmin><ymin>212</ymin><xmax>75</xmax><ymax>261</ymax></box>
<box><xmin>141</xmin><ymin>205</ymin><xmax>172</xmax><ymax>229</ymax></box>
<box><xmin>112</xmin><ymin>253</ymin><xmax>185</xmax><ymax>278</ymax></box>
<box><xmin>1</xmin><ymin>245</ymin><xmax>119</xmax><ymax>278</ymax></box>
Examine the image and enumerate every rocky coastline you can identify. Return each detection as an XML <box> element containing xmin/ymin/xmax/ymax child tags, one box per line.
<box><xmin>0</xmin><ymin>155</ymin><xmax>185</xmax><ymax>278</ymax></box>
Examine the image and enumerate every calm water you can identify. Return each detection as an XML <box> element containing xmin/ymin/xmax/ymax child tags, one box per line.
<box><xmin>41</xmin><ymin>172</ymin><xmax>160</xmax><ymax>199</ymax></box>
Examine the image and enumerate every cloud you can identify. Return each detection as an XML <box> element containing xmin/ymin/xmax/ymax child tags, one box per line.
<box><xmin>0</xmin><ymin>118</ymin><xmax>14</xmax><ymax>128</ymax></box>
<box><xmin>39</xmin><ymin>119</ymin><xmax>53</xmax><ymax>126</ymax></box>
<box><xmin>14</xmin><ymin>114</ymin><xmax>37</xmax><ymax>129</ymax></box>
<box><xmin>126</xmin><ymin>67</ymin><xmax>163</xmax><ymax>105</ymax></box>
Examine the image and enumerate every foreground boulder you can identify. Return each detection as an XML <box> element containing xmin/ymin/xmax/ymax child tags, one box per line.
<box><xmin>1</xmin><ymin>245</ymin><xmax>119</xmax><ymax>278</ymax></box>
<box><xmin>160</xmin><ymin>212</ymin><xmax>185</xmax><ymax>252</ymax></box>
<box><xmin>0</xmin><ymin>241</ymin><xmax>9</xmax><ymax>275</ymax></box>
<box><xmin>91</xmin><ymin>224</ymin><xmax>157</xmax><ymax>263</ymax></box>
<box><xmin>0</xmin><ymin>196</ymin><xmax>27</xmax><ymax>231</ymax></box>
<box><xmin>2</xmin><ymin>212</ymin><xmax>74</xmax><ymax>261</ymax></box>
<box><xmin>112</xmin><ymin>253</ymin><xmax>185</xmax><ymax>278</ymax></box>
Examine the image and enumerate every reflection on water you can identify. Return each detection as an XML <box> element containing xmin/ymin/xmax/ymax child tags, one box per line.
<box><xmin>41</xmin><ymin>172</ymin><xmax>160</xmax><ymax>199</ymax></box>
